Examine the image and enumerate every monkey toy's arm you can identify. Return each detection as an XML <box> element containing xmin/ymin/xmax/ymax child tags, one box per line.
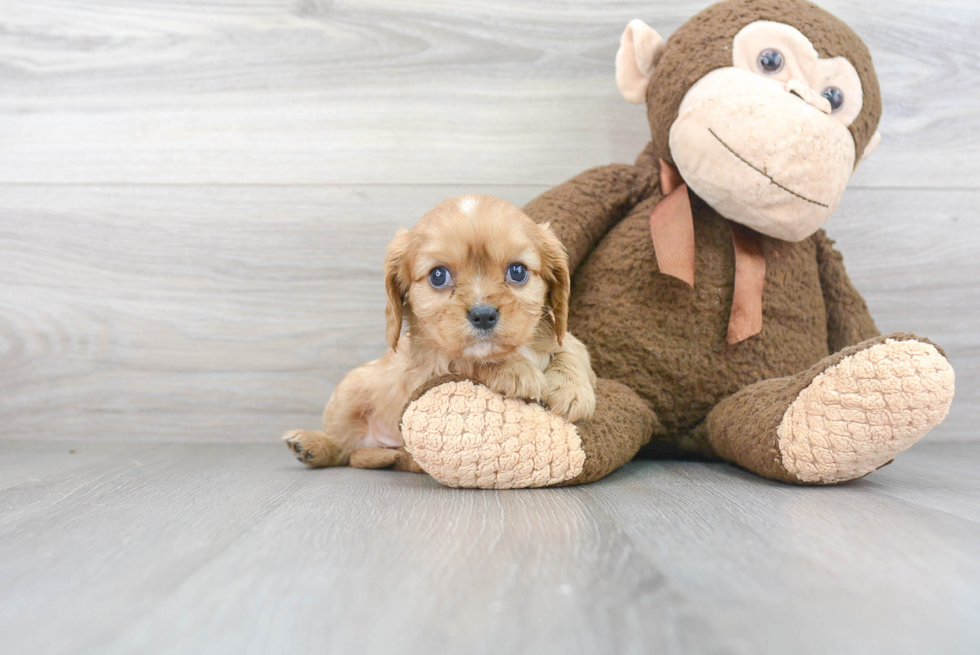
<box><xmin>812</xmin><ymin>229</ymin><xmax>881</xmax><ymax>353</ymax></box>
<box><xmin>523</xmin><ymin>159</ymin><xmax>656</xmax><ymax>274</ymax></box>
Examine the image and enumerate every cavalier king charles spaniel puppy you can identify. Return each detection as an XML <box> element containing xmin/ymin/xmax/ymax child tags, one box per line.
<box><xmin>284</xmin><ymin>194</ymin><xmax>596</xmax><ymax>468</ymax></box>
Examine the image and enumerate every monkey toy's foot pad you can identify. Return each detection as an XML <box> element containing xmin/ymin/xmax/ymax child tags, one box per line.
<box><xmin>778</xmin><ymin>337</ymin><xmax>955</xmax><ymax>484</ymax></box>
<box><xmin>401</xmin><ymin>380</ymin><xmax>585</xmax><ymax>489</ymax></box>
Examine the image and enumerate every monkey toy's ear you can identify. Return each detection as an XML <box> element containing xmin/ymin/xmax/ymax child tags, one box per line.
<box><xmin>615</xmin><ymin>19</ymin><xmax>666</xmax><ymax>104</ymax></box>
<box><xmin>855</xmin><ymin>131</ymin><xmax>882</xmax><ymax>171</ymax></box>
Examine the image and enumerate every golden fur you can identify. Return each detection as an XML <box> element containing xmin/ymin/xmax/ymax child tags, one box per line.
<box><xmin>284</xmin><ymin>194</ymin><xmax>597</xmax><ymax>467</ymax></box>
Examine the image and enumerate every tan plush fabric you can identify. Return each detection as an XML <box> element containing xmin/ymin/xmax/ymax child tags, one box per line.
<box><xmin>400</xmin><ymin>378</ymin><xmax>654</xmax><ymax>488</ymax></box>
<box><xmin>693</xmin><ymin>333</ymin><xmax>953</xmax><ymax>484</ymax></box>
<box><xmin>668</xmin><ymin>67</ymin><xmax>857</xmax><ymax>240</ymax></box>
<box><xmin>564</xmin><ymin>188</ymin><xmax>834</xmax><ymax>439</ymax></box>
<box><xmin>647</xmin><ymin>0</ymin><xmax>880</xmax><ymax>166</ymax></box>
<box><xmin>401</xmin><ymin>380</ymin><xmax>585</xmax><ymax>489</ymax></box>
<box><xmin>778</xmin><ymin>338</ymin><xmax>955</xmax><ymax>483</ymax></box>
<box><xmin>616</xmin><ymin>19</ymin><xmax>666</xmax><ymax>103</ymax></box>
<box><xmin>557</xmin><ymin>379</ymin><xmax>659</xmax><ymax>485</ymax></box>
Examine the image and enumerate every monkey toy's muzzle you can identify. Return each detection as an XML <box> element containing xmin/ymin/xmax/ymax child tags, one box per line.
<box><xmin>669</xmin><ymin>67</ymin><xmax>856</xmax><ymax>242</ymax></box>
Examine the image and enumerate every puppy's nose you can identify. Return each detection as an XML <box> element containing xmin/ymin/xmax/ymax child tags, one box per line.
<box><xmin>468</xmin><ymin>305</ymin><xmax>499</xmax><ymax>331</ymax></box>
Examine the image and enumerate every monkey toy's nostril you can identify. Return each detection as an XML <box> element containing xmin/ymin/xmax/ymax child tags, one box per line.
<box><xmin>785</xmin><ymin>79</ymin><xmax>832</xmax><ymax>114</ymax></box>
<box><xmin>468</xmin><ymin>305</ymin><xmax>499</xmax><ymax>330</ymax></box>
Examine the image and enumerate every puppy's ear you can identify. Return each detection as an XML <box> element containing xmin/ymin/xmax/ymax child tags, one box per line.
<box><xmin>537</xmin><ymin>223</ymin><xmax>570</xmax><ymax>345</ymax></box>
<box><xmin>383</xmin><ymin>229</ymin><xmax>413</xmax><ymax>351</ymax></box>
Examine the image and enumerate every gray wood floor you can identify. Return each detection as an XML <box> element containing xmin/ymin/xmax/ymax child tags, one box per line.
<box><xmin>1</xmin><ymin>440</ymin><xmax>979</xmax><ymax>655</ymax></box>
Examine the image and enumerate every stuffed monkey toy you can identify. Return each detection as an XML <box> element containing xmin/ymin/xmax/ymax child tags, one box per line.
<box><xmin>351</xmin><ymin>0</ymin><xmax>955</xmax><ymax>488</ymax></box>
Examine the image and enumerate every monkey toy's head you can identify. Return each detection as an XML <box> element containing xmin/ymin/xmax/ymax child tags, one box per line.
<box><xmin>616</xmin><ymin>0</ymin><xmax>882</xmax><ymax>241</ymax></box>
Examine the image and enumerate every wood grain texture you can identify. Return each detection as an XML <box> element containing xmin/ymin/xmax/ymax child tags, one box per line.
<box><xmin>1</xmin><ymin>185</ymin><xmax>976</xmax><ymax>442</ymax></box>
<box><xmin>0</xmin><ymin>440</ymin><xmax>977</xmax><ymax>655</ymax></box>
<box><xmin>0</xmin><ymin>0</ymin><xmax>977</xmax><ymax>186</ymax></box>
<box><xmin>0</xmin><ymin>0</ymin><xmax>976</xmax><ymax>442</ymax></box>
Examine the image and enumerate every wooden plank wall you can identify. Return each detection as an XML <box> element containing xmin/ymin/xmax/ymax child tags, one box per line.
<box><xmin>1</xmin><ymin>0</ymin><xmax>977</xmax><ymax>442</ymax></box>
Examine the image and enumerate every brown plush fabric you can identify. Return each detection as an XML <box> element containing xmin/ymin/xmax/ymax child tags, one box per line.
<box><xmin>646</xmin><ymin>0</ymin><xmax>881</xmax><ymax>167</ymax></box>
<box><xmin>393</xmin><ymin>377</ymin><xmax>655</xmax><ymax>488</ymax></box>
<box><xmin>812</xmin><ymin>229</ymin><xmax>880</xmax><ymax>352</ymax></box>
<box><xmin>520</xmin><ymin>133</ymin><xmax>893</xmax><ymax>481</ymax></box>
<box><xmin>522</xmin><ymin>164</ymin><xmax>656</xmax><ymax>273</ymax></box>
<box><xmin>695</xmin><ymin>333</ymin><xmax>950</xmax><ymax>483</ymax></box>
<box><xmin>558</xmin><ymin>379</ymin><xmax>659</xmax><ymax>486</ymax></box>
<box><xmin>547</xmin><ymin>184</ymin><xmax>832</xmax><ymax>438</ymax></box>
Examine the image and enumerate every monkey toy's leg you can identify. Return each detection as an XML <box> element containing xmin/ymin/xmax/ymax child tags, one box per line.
<box><xmin>377</xmin><ymin>376</ymin><xmax>657</xmax><ymax>489</ymax></box>
<box><xmin>691</xmin><ymin>333</ymin><xmax>955</xmax><ymax>484</ymax></box>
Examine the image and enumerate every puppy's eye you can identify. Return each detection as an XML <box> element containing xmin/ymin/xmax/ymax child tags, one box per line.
<box><xmin>757</xmin><ymin>49</ymin><xmax>784</xmax><ymax>74</ymax></box>
<box><xmin>506</xmin><ymin>263</ymin><xmax>529</xmax><ymax>284</ymax></box>
<box><xmin>428</xmin><ymin>266</ymin><xmax>452</xmax><ymax>289</ymax></box>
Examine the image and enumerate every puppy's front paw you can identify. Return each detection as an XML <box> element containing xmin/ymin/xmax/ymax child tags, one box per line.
<box><xmin>282</xmin><ymin>429</ymin><xmax>339</xmax><ymax>467</ymax></box>
<box><xmin>546</xmin><ymin>376</ymin><xmax>597</xmax><ymax>423</ymax></box>
<box><xmin>485</xmin><ymin>364</ymin><xmax>548</xmax><ymax>404</ymax></box>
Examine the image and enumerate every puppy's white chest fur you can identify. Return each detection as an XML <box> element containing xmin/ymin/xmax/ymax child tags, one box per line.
<box><xmin>463</xmin><ymin>342</ymin><xmax>495</xmax><ymax>359</ymax></box>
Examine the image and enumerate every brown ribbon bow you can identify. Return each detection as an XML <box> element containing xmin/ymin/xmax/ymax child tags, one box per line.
<box><xmin>649</xmin><ymin>159</ymin><xmax>766</xmax><ymax>344</ymax></box>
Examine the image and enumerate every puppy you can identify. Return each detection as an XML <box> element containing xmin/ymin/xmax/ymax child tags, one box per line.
<box><xmin>283</xmin><ymin>194</ymin><xmax>596</xmax><ymax>468</ymax></box>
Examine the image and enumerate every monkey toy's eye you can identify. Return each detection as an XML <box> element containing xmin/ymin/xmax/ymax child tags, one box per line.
<box><xmin>506</xmin><ymin>263</ymin><xmax>529</xmax><ymax>284</ymax></box>
<box><xmin>821</xmin><ymin>86</ymin><xmax>844</xmax><ymax>112</ymax></box>
<box><xmin>428</xmin><ymin>266</ymin><xmax>452</xmax><ymax>289</ymax></box>
<box><xmin>757</xmin><ymin>49</ymin><xmax>784</xmax><ymax>74</ymax></box>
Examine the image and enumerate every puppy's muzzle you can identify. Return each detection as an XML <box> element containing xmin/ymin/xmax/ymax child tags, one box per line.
<box><xmin>468</xmin><ymin>305</ymin><xmax>499</xmax><ymax>332</ymax></box>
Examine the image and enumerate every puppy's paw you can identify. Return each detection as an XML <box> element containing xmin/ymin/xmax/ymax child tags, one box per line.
<box><xmin>282</xmin><ymin>429</ymin><xmax>340</xmax><ymax>467</ymax></box>
<box><xmin>484</xmin><ymin>363</ymin><xmax>549</xmax><ymax>404</ymax></box>
<box><xmin>546</xmin><ymin>378</ymin><xmax>597</xmax><ymax>423</ymax></box>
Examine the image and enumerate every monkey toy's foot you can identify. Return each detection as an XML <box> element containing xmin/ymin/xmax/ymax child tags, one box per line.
<box><xmin>399</xmin><ymin>377</ymin><xmax>656</xmax><ymax>489</ymax></box>
<box><xmin>777</xmin><ymin>335</ymin><xmax>955</xmax><ymax>483</ymax></box>
<box><xmin>399</xmin><ymin>379</ymin><xmax>585</xmax><ymax>488</ymax></box>
<box><xmin>706</xmin><ymin>334</ymin><xmax>956</xmax><ymax>485</ymax></box>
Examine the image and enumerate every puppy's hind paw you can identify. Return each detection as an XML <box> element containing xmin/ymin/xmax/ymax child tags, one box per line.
<box><xmin>349</xmin><ymin>447</ymin><xmax>425</xmax><ymax>473</ymax></box>
<box><xmin>282</xmin><ymin>429</ymin><xmax>338</xmax><ymax>467</ymax></box>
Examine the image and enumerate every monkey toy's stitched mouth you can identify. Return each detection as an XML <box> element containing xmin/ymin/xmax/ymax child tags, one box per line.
<box><xmin>708</xmin><ymin>128</ymin><xmax>829</xmax><ymax>209</ymax></box>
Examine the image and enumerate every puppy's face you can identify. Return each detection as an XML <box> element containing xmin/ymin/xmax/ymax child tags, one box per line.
<box><xmin>384</xmin><ymin>195</ymin><xmax>569</xmax><ymax>360</ymax></box>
